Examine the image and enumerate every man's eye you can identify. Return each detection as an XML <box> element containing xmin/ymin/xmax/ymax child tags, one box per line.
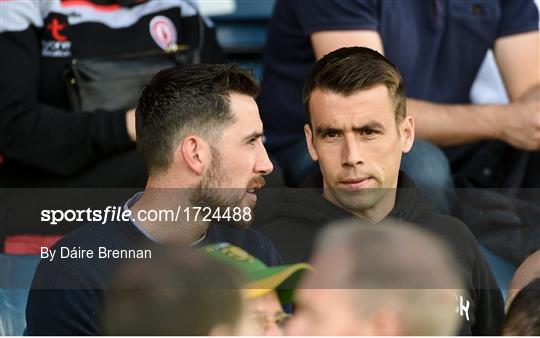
<box><xmin>362</xmin><ymin>129</ymin><xmax>379</xmax><ymax>136</ymax></box>
<box><xmin>324</xmin><ymin>131</ymin><xmax>338</xmax><ymax>138</ymax></box>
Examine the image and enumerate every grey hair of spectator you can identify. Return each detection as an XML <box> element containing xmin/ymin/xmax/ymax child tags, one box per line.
<box><xmin>303</xmin><ymin>218</ymin><xmax>465</xmax><ymax>335</ymax></box>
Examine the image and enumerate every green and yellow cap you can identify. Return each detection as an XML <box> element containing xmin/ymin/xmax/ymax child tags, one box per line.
<box><xmin>201</xmin><ymin>242</ymin><xmax>313</xmax><ymax>304</ymax></box>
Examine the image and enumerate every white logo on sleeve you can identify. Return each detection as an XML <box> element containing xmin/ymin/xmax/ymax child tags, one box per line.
<box><xmin>455</xmin><ymin>294</ymin><xmax>471</xmax><ymax>321</ymax></box>
<box><xmin>149</xmin><ymin>15</ymin><xmax>178</xmax><ymax>50</ymax></box>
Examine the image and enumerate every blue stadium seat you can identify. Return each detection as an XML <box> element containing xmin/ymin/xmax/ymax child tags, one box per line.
<box><xmin>0</xmin><ymin>254</ymin><xmax>40</xmax><ymax>336</ymax></box>
<box><xmin>211</xmin><ymin>0</ymin><xmax>276</xmax><ymax>79</ymax></box>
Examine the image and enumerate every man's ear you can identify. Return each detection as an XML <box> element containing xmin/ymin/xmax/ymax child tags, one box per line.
<box><xmin>174</xmin><ymin>135</ymin><xmax>209</xmax><ymax>176</ymax></box>
<box><xmin>400</xmin><ymin>116</ymin><xmax>415</xmax><ymax>154</ymax></box>
<box><xmin>304</xmin><ymin>124</ymin><xmax>319</xmax><ymax>161</ymax></box>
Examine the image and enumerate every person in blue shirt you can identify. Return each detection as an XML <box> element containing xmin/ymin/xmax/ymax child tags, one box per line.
<box><xmin>258</xmin><ymin>0</ymin><xmax>539</xmax><ymax>210</ymax></box>
<box><xmin>25</xmin><ymin>64</ymin><xmax>281</xmax><ymax>335</ymax></box>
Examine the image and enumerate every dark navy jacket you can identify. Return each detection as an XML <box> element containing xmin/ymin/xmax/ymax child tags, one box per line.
<box><xmin>26</xmin><ymin>219</ymin><xmax>282</xmax><ymax>335</ymax></box>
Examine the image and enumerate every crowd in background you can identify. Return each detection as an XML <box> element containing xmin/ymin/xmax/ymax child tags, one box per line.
<box><xmin>0</xmin><ymin>0</ymin><xmax>539</xmax><ymax>336</ymax></box>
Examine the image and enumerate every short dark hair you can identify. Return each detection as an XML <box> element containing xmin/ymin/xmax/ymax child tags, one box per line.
<box><xmin>503</xmin><ymin>278</ymin><xmax>540</xmax><ymax>335</ymax></box>
<box><xmin>136</xmin><ymin>64</ymin><xmax>259</xmax><ymax>175</ymax></box>
<box><xmin>303</xmin><ymin>47</ymin><xmax>406</xmax><ymax>123</ymax></box>
<box><xmin>103</xmin><ymin>247</ymin><xmax>245</xmax><ymax>335</ymax></box>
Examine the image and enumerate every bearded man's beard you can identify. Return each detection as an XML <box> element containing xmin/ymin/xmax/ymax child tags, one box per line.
<box><xmin>189</xmin><ymin>147</ymin><xmax>263</xmax><ymax>229</ymax></box>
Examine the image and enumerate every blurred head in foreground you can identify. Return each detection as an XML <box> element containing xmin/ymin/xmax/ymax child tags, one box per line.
<box><xmin>202</xmin><ymin>242</ymin><xmax>312</xmax><ymax>335</ymax></box>
<box><xmin>503</xmin><ymin>278</ymin><xmax>540</xmax><ymax>335</ymax></box>
<box><xmin>287</xmin><ymin>218</ymin><xmax>464</xmax><ymax>336</ymax></box>
<box><xmin>506</xmin><ymin>250</ymin><xmax>540</xmax><ymax>309</ymax></box>
<box><xmin>103</xmin><ymin>247</ymin><xmax>246</xmax><ymax>335</ymax></box>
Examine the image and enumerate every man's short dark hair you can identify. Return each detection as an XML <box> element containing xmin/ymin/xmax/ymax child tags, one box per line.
<box><xmin>303</xmin><ymin>47</ymin><xmax>406</xmax><ymax>123</ymax></box>
<box><xmin>136</xmin><ymin>64</ymin><xmax>259</xmax><ymax>175</ymax></box>
<box><xmin>503</xmin><ymin>278</ymin><xmax>540</xmax><ymax>335</ymax></box>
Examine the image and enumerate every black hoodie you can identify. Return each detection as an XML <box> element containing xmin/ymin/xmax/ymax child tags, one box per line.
<box><xmin>261</xmin><ymin>171</ymin><xmax>504</xmax><ymax>335</ymax></box>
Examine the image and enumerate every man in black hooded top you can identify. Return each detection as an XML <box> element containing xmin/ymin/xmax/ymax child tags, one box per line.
<box><xmin>261</xmin><ymin>47</ymin><xmax>504</xmax><ymax>336</ymax></box>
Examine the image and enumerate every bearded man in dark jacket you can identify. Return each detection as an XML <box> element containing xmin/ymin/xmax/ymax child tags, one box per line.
<box><xmin>261</xmin><ymin>47</ymin><xmax>504</xmax><ymax>336</ymax></box>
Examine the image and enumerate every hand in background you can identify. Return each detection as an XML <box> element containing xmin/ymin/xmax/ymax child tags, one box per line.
<box><xmin>499</xmin><ymin>94</ymin><xmax>540</xmax><ymax>151</ymax></box>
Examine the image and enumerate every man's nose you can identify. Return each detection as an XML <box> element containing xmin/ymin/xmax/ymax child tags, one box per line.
<box><xmin>342</xmin><ymin>134</ymin><xmax>364</xmax><ymax>167</ymax></box>
<box><xmin>255</xmin><ymin>142</ymin><xmax>274</xmax><ymax>175</ymax></box>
